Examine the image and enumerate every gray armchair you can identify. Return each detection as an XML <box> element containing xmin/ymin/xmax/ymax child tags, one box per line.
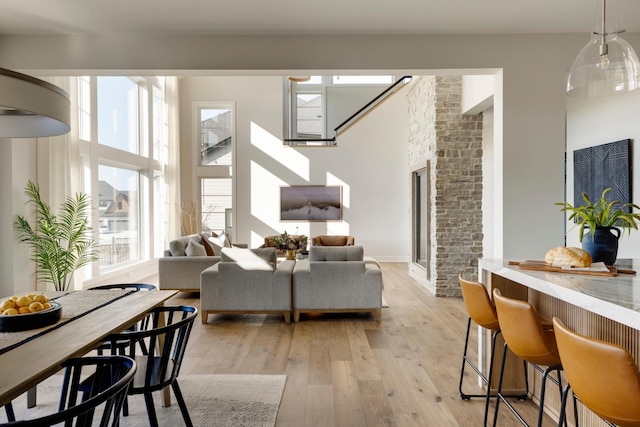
<box><xmin>292</xmin><ymin>245</ymin><xmax>382</xmax><ymax>322</ymax></box>
<box><xmin>200</xmin><ymin>247</ymin><xmax>295</xmax><ymax>323</ymax></box>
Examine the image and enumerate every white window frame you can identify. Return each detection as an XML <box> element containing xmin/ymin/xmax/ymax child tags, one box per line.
<box><xmin>285</xmin><ymin>75</ymin><xmax>395</xmax><ymax>140</ymax></box>
<box><xmin>79</xmin><ymin>75</ymin><xmax>169</xmax><ymax>284</ymax></box>
<box><xmin>193</xmin><ymin>101</ymin><xmax>236</xmax><ymax>240</ymax></box>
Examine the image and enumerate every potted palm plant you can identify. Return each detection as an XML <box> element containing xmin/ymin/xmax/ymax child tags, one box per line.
<box><xmin>556</xmin><ymin>188</ymin><xmax>640</xmax><ymax>265</ymax></box>
<box><xmin>14</xmin><ymin>181</ymin><xmax>99</xmax><ymax>291</ymax></box>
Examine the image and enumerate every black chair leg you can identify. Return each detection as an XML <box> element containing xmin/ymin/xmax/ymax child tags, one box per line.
<box><xmin>172</xmin><ymin>380</ymin><xmax>194</xmax><ymax>427</ymax></box>
<box><xmin>143</xmin><ymin>391</ymin><xmax>159</xmax><ymax>427</ymax></box>
<box><xmin>4</xmin><ymin>403</ymin><xmax>15</xmax><ymax>422</ymax></box>
<box><xmin>459</xmin><ymin>317</ymin><xmax>474</xmax><ymax>400</ymax></box>
<box><xmin>493</xmin><ymin>342</ymin><xmax>530</xmax><ymax>427</ymax></box>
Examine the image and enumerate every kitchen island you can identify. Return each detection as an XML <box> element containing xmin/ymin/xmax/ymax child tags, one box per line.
<box><xmin>478</xmin><ymin>258</ymin><xmax>640</xmax><ymax>426</ymax></box>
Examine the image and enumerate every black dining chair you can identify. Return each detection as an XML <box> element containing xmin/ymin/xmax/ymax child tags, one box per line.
<box><xmin>102</xmin><ymin>305</ymin><xmax>198</xmax><ymax>427</ymax></box>
<box><xmin>0</xmin><ymin>355</ymin><xmax>135</xmax><ymax>427</ymax></box>
<box><xmin>89</xmin><ymin>283</ymin><xmax>157</xmax><ymax>356</ymax></box>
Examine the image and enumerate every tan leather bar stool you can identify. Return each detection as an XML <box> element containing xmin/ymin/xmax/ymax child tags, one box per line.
<box><xmin>553</xmin><ymin>317</ymin><xmax>640</xmax><ymax>427</ymax></box>
<box><xmin>492</xmin><ymin>289</ymin><xmax>568</xmax><ymax>427</ymax></box>
<box><xmin>458</xmin><ymin>276</ymin><xmax>527</xmax><ymax>427</ymax></box>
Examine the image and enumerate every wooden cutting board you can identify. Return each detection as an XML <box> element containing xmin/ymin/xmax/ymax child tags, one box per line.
<box><xmin>509</xmin><ymin>260</ymin><xmax>619</xmax><ymax>276</ymax></box>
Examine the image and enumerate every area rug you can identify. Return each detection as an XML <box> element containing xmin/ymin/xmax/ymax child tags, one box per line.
<box><xmin>3</xmin><ymin>374</ymin><xmax>287</xmax><ymax>427</ymax></box>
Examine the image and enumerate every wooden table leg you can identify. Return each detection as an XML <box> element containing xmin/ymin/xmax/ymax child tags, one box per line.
<box><xmin>157</xmin><ymin>308</ymin><xmax>172</xmax><ymax>407</ymax></box>
<box><xmin>27</xmin><ymin>387</ymin><xmax>36</xmax><ymax>408</ymax></box>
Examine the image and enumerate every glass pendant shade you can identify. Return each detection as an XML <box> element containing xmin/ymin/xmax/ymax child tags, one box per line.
<box><xmin>567</xmin><ymin>33</ymin><xmax>640</xmax><ymax>97</ymax></box>
<box><xmin>566</xmin><ymin>0</ymin><xmax>640</xmax><ymax>97</ymax></box>
<box><xmin>0</xmin><ymin>68</ymin><xmax>71</xmax><ymax>137</ymax></box>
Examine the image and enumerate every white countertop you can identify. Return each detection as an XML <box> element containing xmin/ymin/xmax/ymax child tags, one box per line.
<box><xmin>479</xmin><ymin>258</ymin><xmax>640</xmax><ymax>330</ymax></box>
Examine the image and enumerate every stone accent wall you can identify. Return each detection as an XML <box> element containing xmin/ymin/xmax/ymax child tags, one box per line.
<box><xmin>407</xmin><ymin>75</ymin><xmax>484</xmax><ymax>297</ymax></box>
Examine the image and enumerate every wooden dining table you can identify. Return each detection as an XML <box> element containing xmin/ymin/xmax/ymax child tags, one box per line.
<box><xmin>0</xmin><ymin>289</ymin><xmax>178</xmax><ymax>409</ymax></box>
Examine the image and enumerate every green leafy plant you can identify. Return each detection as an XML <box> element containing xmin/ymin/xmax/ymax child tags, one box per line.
<box><xmin>556</xmin><ymin>188</ymin><xmax>640</xmax><ymax>242</ymax></box>
<box><xmin>14</xmin><ymin>181</ymin><xmax>99</xmax><ymax>291</ymax></box>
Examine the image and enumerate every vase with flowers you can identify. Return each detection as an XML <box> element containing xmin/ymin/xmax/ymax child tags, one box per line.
<box><xmin>273</xmin><ymin>231</ymin><xmax>308</xmax><ymax>260</ymax></box>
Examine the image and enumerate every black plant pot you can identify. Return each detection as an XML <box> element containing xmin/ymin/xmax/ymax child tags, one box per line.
<box><xmin>581</xmin><ymin>226</ymin><xmax>620</xmax><ymax>265</ymax></box>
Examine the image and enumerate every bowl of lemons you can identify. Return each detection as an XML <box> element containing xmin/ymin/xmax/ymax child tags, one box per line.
<box><xmin>0</xmin><ymin>293</ymin><xmax>62</xmax><ymax>332</ymax></box>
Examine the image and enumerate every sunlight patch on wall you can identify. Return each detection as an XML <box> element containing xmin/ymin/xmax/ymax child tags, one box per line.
<box><xmin>326</xmin><ymin>172</ymin><xmax>350</xmax><ymax>235</ymax></box>
<box><xmin>250</xmin><ymin>161</ymin><xmax>310</xmax><ymax>246</ymax></box>
<box><xmin>251</xmin><ymin>122</ymin><xmax>309</xmax><ymax>180</ymax></box>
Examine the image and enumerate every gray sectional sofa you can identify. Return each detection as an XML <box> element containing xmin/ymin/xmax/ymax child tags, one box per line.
<box><xmin>199</xmin><ymin>245</ymin><xmax>382</xmax><ymax>323</ymax></box>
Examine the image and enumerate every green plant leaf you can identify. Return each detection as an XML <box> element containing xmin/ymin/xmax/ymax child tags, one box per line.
<box><xmin>14</xmin><ymin>181</ymin><xmax>98</xmax><ymax>291</ymax></box>
<box><xmin>556</xmin><ymin>187</ymin><xmax>640</xmax><ymax>242</ymax></box>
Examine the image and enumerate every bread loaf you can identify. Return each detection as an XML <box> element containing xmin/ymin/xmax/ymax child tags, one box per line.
<box><xmin>544</xmin><ymin>247</ymin><xmax>592</xmax><ymax>267</ymax></box>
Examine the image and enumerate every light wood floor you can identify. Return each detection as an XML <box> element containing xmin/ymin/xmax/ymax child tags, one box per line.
<box><xmin>166</xmin><ymin>263</ymin><xmax>558</xmax><ymax>426</ymax></box>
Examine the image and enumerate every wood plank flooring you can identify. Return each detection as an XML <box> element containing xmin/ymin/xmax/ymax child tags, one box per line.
<box><xmin>166</xmin><ymin>262</ymin><xmax>558</xmax><ymax>426</ymax></box>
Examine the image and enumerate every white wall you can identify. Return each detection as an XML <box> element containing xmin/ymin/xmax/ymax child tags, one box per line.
<box><xmin>566</xmin><ymin>91</ymin><xmax>640</xmax><ymax>258</ymax></box>
<box><xmin>179</xmin><ymin>76</ymin><xmax>410</xmax><ymax>261</ymax></box>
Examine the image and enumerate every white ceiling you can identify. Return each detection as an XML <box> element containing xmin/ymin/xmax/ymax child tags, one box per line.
<box><xmin>2</xmin><ymin>0</ymin><xmax>640</xmax><ymax>37</ymax></box>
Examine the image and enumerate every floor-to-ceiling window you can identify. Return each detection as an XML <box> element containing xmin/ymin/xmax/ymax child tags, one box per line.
<box><xmin>78</xmin><ymin>75</ymin><xmax>170</xmax><ymax>277</ymax></box>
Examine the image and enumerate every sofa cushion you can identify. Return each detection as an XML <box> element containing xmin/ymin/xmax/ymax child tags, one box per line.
<box><xmin>185</xmin><ymin>237</ymin><xmax>207</xmax><ymax>256</ymax></box>
<box><xmin>221</xmin><ymin>247</ymin><xmax>277</xmax><ymax>264</ymax></box>
<box><xmin>169</xmin><ymin>235</ymin><xmax>194</xmax><ymax>256</ymax></box>
<box><xmin>309</xmin><ymin>245</ymin><xmax>364</xmax><ymax>262</ymax></box>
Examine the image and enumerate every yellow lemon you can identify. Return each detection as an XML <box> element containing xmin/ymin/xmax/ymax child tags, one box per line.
<box><xmin>2</xmin><ymin>308</ymin><xmax>18</xmax><ymax>316</ymax></box>
<box><xmin>0</xmin><ymin>299</ymin><xmax>16</xmax><ymax>311</ymax></box>
<box><xmin>15</xmin><ymin>296</ymin><xmax>33</xmax><ymax>308</ymax></box>
<box><xmin>29</xmin><ymin>301</ymin><xmax>44</xmax><ymax>313</ymax></box>
<box><xmin>42</xmin><ymin>302</ymin><xmax>52</xmax><ymax>310</ymax></box>
<box><xmin>18</xmin><ymin>306</ymin><xmax>31</xmax><ymax>314</ymax></box>
<box><xmin>33</xmin><ymin>294</ymin><xmax>48</xmax><ymax>304</ymax></box>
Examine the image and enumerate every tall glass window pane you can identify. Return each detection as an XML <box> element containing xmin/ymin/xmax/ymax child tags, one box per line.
<box><xmin>199</xmin><ymin>107</ymin><xmax>233</xmax><ymax>166</ymax></box>
<box><xmin>98</xmin><ymin>165</ymin><xmax>140</xmax><ymax>268</ymax></box>
<box><xmin>153</xmin><ymin>84</ymin><xmax>169</xmax><ymax>163</ymax></box>
<box><xmin>414</xmin><ymin>169</ymin><xmax>428</xmax><ymax>268</ymax></box>
<box><xmin>78</xmin><ymin>76</ymin><xmax>91</xmax><ymax>141</ymax></box>
<box><xmin>201</xmin><ymin>178</ymin><xmax>232</xmax><ymax>235</ymax></box>
<box><xmin>296</xmin><ymin>93</ymin><xmax>322</xmax><ymax>139</ymax></box>
<box><xmin>97</xmin><ymin>76</ymin><xmax>139</xmax><ymax>154</ymax></box>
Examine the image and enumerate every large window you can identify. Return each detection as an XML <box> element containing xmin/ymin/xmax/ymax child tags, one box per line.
<box><xmin>196</xmin><ymin>102</ymin><xmax>235</xmax><ymax>237</ymax></box>
<box><xmin>78</xmin><ymin>75</ymin><xmax>170</xmax><ymax>278</ymax></box>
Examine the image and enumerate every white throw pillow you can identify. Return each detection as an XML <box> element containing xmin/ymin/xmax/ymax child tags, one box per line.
<box><xmin>185</xmin><ymin>238</ymin><xmax>207</xmax><ymax>256</ymax></box>
<box><xmin>208</xmin><ymin>233</ymin><xmax>231</xmax><ymax>256</ymax></box>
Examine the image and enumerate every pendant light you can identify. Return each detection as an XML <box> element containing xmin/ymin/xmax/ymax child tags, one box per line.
<box><xmin>566</xmin><ymin>0</ymin><xmax>640</xmax><ymax>97</ymax></box>
<box><xmin>0</xmin><ymin>68</ymin><xmax>70</xmax><ymax>137</ymax></box>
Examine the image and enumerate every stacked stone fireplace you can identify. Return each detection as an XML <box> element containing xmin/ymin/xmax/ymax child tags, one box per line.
<box><xmin>407</xmin><ymin>75</ymin><xmax>484</xmax><ymax>297</ymax></box>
